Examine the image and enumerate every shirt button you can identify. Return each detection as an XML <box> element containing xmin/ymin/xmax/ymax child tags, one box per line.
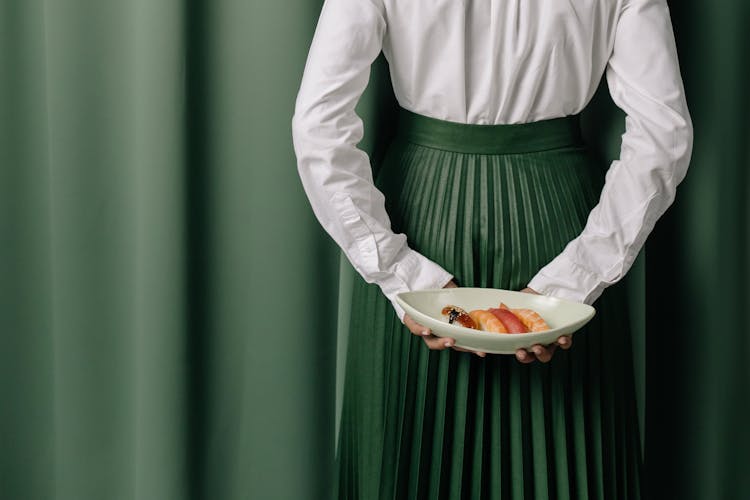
<box><xmin>477</xmin><ymin>115</ymin><xmax>488</xmax><ymax>124</ymax></box>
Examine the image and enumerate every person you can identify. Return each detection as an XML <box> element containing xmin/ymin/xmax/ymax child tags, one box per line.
<box><xmin>292</xmin><ymin>0</ymin><xmax>693</xmax><ymax>497</ymax></box>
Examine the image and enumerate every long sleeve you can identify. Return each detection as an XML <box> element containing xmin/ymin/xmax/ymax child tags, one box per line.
<box><xmin>291</xmin><ymin>0</ymin><xmax>454</xmax><ymax>323</ymax></box>
<box><xmin>526</xmin><ymin>0</ymin><xmax>693</xmax><ymax>305</ymax></box>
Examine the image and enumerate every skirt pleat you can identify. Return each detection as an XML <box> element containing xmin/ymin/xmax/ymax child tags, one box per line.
<box><xmin>333</xmin><ymin>112</ymin><xmax>642</xmax><ymax>500</ymax></box>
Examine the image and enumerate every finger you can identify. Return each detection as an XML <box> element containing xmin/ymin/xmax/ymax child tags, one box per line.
<box><xmin>423</xmin><ymin>335</ymin><xmax>455</xmax><ymax>350</ymax></box>
<box><xmin>515</xmin><ymin>348</ymin><xmax>536</xmax><ymax>364</ymax></box>
<box><xmin>557</xmin><ymin>335</ymin><xmax>573</xmax><ymax>350</ymax></box>
<box><xmin>403</xmin><ymin>313</ymin><xmax>420</xmax><ymax>334</ymax></box>
<box><xmin>404</xmin><ymin>314</ymin><xmax>432</xmax><ymax>338</ymax></box>
<box><xmin>530</xmin><ymin>343</ymin><xmax>556</xmax><ymax>363</ymax></box>
<box><xmin>452</xmin><ymin>345</ymin><xmax>487</xmax><ymax>357</ymax></box>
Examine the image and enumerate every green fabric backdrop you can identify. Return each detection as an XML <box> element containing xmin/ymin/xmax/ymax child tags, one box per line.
<box><xmin>0</xmin><ymin>1</ymin><xmax>746</xmax><ymax>499</ymax></box>
<box><xmin>644</xmin><ymin>1</ymin><xmax>750</xmax><ymax>498</ymax></box>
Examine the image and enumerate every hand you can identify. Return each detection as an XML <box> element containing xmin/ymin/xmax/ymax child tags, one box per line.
<box><xmin>514</xmin><ymin>286</ymin><xmax>572</xmax><ymax>364</ymax></box>
<box><xmin>402</xmin><ymin>279</ymin><xmax>488</xmax><ymax>358</ymax></box>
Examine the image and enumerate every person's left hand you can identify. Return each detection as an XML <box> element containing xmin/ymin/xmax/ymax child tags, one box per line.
<box><xmin>514</xmin><ymin>287</ymin><xmax>572</xmax><ymax>364</ymax></box>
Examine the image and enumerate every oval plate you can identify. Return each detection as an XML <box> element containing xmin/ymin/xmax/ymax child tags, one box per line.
<box><xmin>396</xmin><ymin>287</ymin><xmax>596</xmax><ymax>354</ymax></box>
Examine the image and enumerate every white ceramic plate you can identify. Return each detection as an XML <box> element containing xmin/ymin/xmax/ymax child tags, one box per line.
<box><xmin>395</xmin><ymin>287</ymin><xmax>596</xmax><ymax>354</ymax></box>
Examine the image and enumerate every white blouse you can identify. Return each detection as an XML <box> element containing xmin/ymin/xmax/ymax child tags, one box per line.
<box><xmin>291</xmin><ymin>0</ymin><xmax>693</xmax><ymax>323</ymax></box>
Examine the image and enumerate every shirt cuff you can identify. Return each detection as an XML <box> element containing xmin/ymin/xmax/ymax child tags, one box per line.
<box><xmin>525</xmin><ymin>251</ymin><xmax>610</xmax><ymax>306</ymax></box>
<box><xmin>377</xmin><ymin>246</ymin><xmax>454</xmax><ymax>324</ymax></box>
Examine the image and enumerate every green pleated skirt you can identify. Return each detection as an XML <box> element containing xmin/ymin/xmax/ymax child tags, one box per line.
<box><xmin>334</xmin><ymin>106</ymin><xmax>642</xmax><ymax>499</ymax></box>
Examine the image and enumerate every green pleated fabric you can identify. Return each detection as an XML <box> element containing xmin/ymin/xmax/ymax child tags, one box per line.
<box><xmin>334</xmin><ymin>106</ymin><xmax>643</xmax><ymax>500</ymax></box>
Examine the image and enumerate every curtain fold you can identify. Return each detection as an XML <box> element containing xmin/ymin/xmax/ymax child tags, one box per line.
<box><xmin>0</xmin><ymin>1</ymin><xmax>747</xmax><ymax>499</ymax></box>
<box><xmin>2</xmin><ymin>1</ymin><xmax>338</xmax><ymax>499</ymax></box>
<box><xmin>645</xmin><ymin>1</ymin><xmax>750</xmax><ymax>498</ymax></box>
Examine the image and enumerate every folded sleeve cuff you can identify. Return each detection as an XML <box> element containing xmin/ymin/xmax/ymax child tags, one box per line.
<box><xmin>378</xmin><ymin>247</ymin><xmax>454</xmax><ymax>324</ymax></box>
<box><xmin>526</xmin><ymin>251</ymin><xmax>610</xmax><ymax>306</ymax></box>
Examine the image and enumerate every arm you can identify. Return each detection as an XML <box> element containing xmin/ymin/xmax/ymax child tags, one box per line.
<box><xmin>526</xmin><ymin>0</ymin><xmax>694</xmax><ymax>304</ymax></box>
<box><xmin>291</xmin><ymin>0</ymin><xmax>454</xmax><ymax>323</ymax></box>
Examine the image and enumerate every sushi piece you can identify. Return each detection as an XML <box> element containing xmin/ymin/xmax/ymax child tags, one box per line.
<box><xmin>468</xmin><ymin>309</ymin><xmax>508</xmax><ymax>333</ymax></box>
<box><xmin>488</xmin><ymin>307</ymin><xmax>529</xmax><ymax>333</ymax></box>
<box><xmin>499</xmin><ymin>302</ymin><xmax>551</xmax><ymax>332</ymax></box>
<box><xmin>441</xmin><ymin>305</ymin><xmax>478</xmax><ymax>329</ymax></box>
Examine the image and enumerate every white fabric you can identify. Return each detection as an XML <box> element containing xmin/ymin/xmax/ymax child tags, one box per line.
<box><xmin>291</xmin><ymin>0</ymin><xmax>693</xmax><ymax>323</ymax></box>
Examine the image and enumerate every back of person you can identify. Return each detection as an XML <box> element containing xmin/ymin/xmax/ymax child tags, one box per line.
<box><xmin>292</xmin><ymin>0</ymin><xmax>692</xmax><ymax>498</ymax></box>
<box><xmin>293</xmin><ymin>0</ymin><xmax>691</xmax><ymax>318</ymax></box>
<box><xmin>380</xmin><ymin>0</ymin><xmax>619</xmax><ymax>124</ymax></box>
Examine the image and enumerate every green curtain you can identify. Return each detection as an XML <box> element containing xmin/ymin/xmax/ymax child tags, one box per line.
<box><xmin>644</xmin><ymin>1</ymin><xmax>750</xmax><ymax>499</ymax></box>
<box><xmin>1</xmin><ymin>1</ymin><xmax>338</xmax><ymax>498</ymax></box>
<box><xmin>0</xmin><ymin>2</ymin><xmax>746</xmax><ymax>500</ymax></box>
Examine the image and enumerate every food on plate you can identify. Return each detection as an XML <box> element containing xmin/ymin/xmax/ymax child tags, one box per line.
<box><xmin>498</xmin><ymin>302</ymin><xmax>551</xmax><ymax>332</ymax></box>
<box><xmin>441</xmin><ymin>301</ymin><xmax>551</xmax><ymax>333</ymax></box>
<box><xmin>441</xmin><ymin>305</ymin><xmax>478</xmax><ymax>329</ymax></box>
<box><xmin>488</xmin><ymin>307</ymin><xmax>529</xmax><ymax>333</ymax></box>
<box><xmin>467</xmin><ymin>310</ymin><xmax>508</xmax><ymax>333</ymax></box>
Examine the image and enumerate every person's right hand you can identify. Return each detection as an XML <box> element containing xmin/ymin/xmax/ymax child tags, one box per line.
<box><xmin>402</xmin><ymin>279</ymin><xmax>487</xmax><ymax>358</ymax></box>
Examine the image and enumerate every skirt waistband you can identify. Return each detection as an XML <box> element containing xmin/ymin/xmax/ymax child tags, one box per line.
<box><xmin>394</xmin><ymin>106</ymin><xmax>584</xmax><ymax>154</ymax></box>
